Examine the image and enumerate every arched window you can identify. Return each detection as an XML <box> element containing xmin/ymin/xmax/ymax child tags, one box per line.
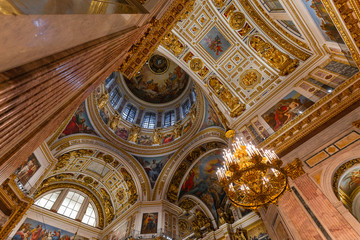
<box><xmin>109</xmin><ymin>87</ymin><xmax>122</xmax><ymax>108</ymax></box>
<box><xmin>105</xmin><ymin>72</ymin><xmax>116</xmax><ymax>87</ymax></box>
<box><xmin>34</xmin><ymin>191</ymin><xmax>61</xmax><ymax>210</ymax></box>
<box><xmin>34</xmin><ymin>189</ymin><xmax>98</xmax><ymax>227</ymax></box>
<box><xmin>164</xmin><ymin>110</ymin><xmax>175</xmax><ymax>127</ymax></box>
<box><xmin>122</xmin><ymin>104</ymin><xmax>137</xmax><ymax>123</ymax></box>
<box><xmin>58</xmin><ymin>191</ymin><xmax>85</xmax><ymax>219</ymax></box>
<box><xmin>181</xmin><ymin>99</ymin><xmax>191</xmax><ymax>118</ymax></box>
<box><xmin>82</xmin><ymin>203</ymin><xmax>96</xmax><ymax>227</ymax></box>
<box><xmin>142</xmin><ymin>112</ymin><xmax>156</xmax><ymax>129</ymax></box>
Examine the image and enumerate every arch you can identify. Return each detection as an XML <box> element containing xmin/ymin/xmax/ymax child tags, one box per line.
<box><xmin>34</xmin><ymin>183</ymin><xmax>106</xmax><ymax>228</ymax></box>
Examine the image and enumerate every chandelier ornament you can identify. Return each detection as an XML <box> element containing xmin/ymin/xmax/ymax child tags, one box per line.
<box><xmin>217</xmin><ymin>130</ymin><xmax>289</xmax><ymax>210</ymax></box>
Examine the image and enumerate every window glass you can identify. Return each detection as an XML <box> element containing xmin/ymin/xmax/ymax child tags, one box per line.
<box><xmin>35</xmin><ymin>191</ymin><xmax>61</xmax><ymax>210</ymax></box>
<box><xmin>105</xmin><ymin>72</ymin><xmax>116</xmax><ymax>87</ymax></box>
<box><xmin>82</xmin><ymin>203</ymin><xmax>96</xmax><ymax>227</ymax></box>
<box><xmin>164</xmin><ymin>110</ymin><xmax>175</xmax><ymax>127</ymax></box>
<box><xmin>58</xmin><ymin>191</ymin><xmax>85</xmax><ymax>219</ymax></box>
<box><xmin>122</xmin><ymin>104</ymin><xmax>137</xmax><ymax>123</ymax></box>
<box><xmin>109</xmin><ymin>87</ymin><xmax>122</xmax><ymax>107</ymax></box>
<box><xmin>142</xmin><ymin>112</ymin><xmax>156</xmax><ymax>129</ymax></box>
<box><xmin>182</xmin><ymin>99</ymin><xmax>191</xmax><ymax>118</ymax></box>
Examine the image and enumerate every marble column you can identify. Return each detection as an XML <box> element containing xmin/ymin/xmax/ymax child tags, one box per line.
<box><xmin>0</xmin><ymin>24</ymin><xmax>148</xmax><ymax>184</ymax></box>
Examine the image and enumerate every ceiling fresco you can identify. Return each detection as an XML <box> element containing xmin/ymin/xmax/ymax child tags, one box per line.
<box><xmin>123</xmin><ymin>53</ymin><xmax>190</xmax><ymax>104</ymax></box>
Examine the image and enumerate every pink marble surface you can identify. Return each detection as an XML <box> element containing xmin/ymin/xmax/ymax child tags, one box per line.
<box><xmin>0</xmin><ymin>14</ymin><xmax>146</xmax><ymax>72</ymax></box>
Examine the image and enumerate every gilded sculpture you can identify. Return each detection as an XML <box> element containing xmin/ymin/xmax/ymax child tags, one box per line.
<box><xmin>229</xmin><ymin>12</ymin><xmax>246</xmax><ymax>30</ymax></box>
<box><xmin>97</xmin><ymin>92</ymin><xmax>109</xmax><ymax>110</ymax></box>
<box><xmin>161</xmin><ymin>32</ymin><xmax>185</xmax><ymax>56</ymax></box>
<box><xmin>208</xmin><ymin>77</ymin><xmax>246</xmax><ymax>118</ymax></box>
<box><xmin>212</xmin><ymin>0</ymin><xmax>225</xmax><ymax>8</ymax></box>
<box><xmin>109</xmin><ymin>112</ymin><xmax>122</xmax><ymax>131</ymax></box>
<box><xmin>129</xmin><ymin>125</ymin><xmax>141</xmax><ymax>142</ymax></box>
<box><xmin>173</xmin><ymin>122</ymin><xmax>183</xmax><ymax>138</ymax></box>
<box><xmin>153</xmin><ymin>128</ymin><xmax>162</xmax><ymax>144</ymax></box>
<box><xmin>249</xmin><ymin>35</ymin><xmax>299</xmax><ymax>76</ymax></box>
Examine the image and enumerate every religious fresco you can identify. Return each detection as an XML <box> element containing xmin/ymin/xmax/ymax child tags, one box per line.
<box><xmin>180</xmin><ymin>151</ymin><xmax>226</xmax><ymax>222</ymax></box>
<box><xmin>115</xmin><ymin>127</ymin><xmax>129</xmax><ymax>141</ymax></box>
<box><xmin>12</xmin><ymin>218</ymin><xmax>88</xmax><ymax>240</ymax></box>
<box><xmin>100</xmin><ymin>108</ymin><xmax>110</xmax><ymax>125</ymax></box>
<box><xmin>339</xmin><ymin>166</ymin><xmax>360</xmax><ymax>197</ymax></box>
<box><xmin>323</xmin><ymin>61</ymin><xmax>359</xmax><ymax>78</ymax></box>
<box><xmin>162</xmin><ymin>133</ymin><xmax>175</xmax><ymax>144</ymax></box>
<box><xmin>141</xmin><ymin>213</ymin><xmax>158</xmax><ymax>234</ymax></box>
<box><xmin>60</xmin><ymin>102</ymin><xmax>98</xmax><ymax>138</ymax></box>
<box><xmin>137</xmin><ymin>134</ymin><xmax>153</xmax><ymax>145</ymax></box>
<box><xmin>14</xmin><ymin>154</ymin><xmax>41</xmax><ymax>185</ymax></box>
<box><xmin>302</xmin><ymin>0</ymin><xmax>343</xmax><ymax>43</ymax></box>
<box><xmin>134</xmin><ymin>154</ymin><xmax>173</xmax><ymax>188</ymax></box>
<box><xmin>199</xmin><ymin>26</ymin><xmax>231</xmax><ymax>61</ymax></box>
<box><xmin>124</xmin><ymin>54</ymin><xmax>189</xmax><ymax>104</ymax></box>
<box><xmin>262</xmin><ymin>90</ymin><xmax>314</xmax><ymax>132</ymax></box>
<box><xmin>201</xmin><ymin>99</ymin><xmax>223</xmax><ymax>130</ymax></box>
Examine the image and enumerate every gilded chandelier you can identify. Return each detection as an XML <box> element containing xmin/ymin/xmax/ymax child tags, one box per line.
<box><xmin>217</xmin><ymin>134</ymin><xmax>288</xmax><ymax>210</ymax></box>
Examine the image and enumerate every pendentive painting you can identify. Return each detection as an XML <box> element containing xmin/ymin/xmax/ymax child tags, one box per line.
<box><xmin>302</xmin><ymin>0</ymin><xmax>343</xmax><ymax>43</ymax></box>
<box><xmin>141</xmin><ymin>213</ymin><xmax>158</xmax><ymax>234</ymax></box>
<box><xmin>12</xmin><ymin>218</ymin><xmax>88</xmax><ymax>240</ymax></box>
<box><xmin>14</xmin><ymin>153</ymin><xmax>41</xmax><ymax>185</ymax></box>
<box><xmin>199</xmin><ymin>26</ymin><xmax>231</xmax><ymax>61</ymax></box>
<box><xmin>60</xmin><ymin>102</ymin><xmax>98</xmax><ymax>138</ymax></box>
<box><xmin>180</xmin><ymin>151</ymin><xmax>226</xmax><ymax>223</ymax></box>
<box><xmin>262</xmin><ymin>90</ymin><xmax>314</xmax><ymax>132</ymax></box>
<box><xmin>201</xmin><ymin>99</ymin><xmax>223</xmax><ymax>130</ymax></box>
<box><xmin>339</xmin><ymin>166</ymin><xmax>360</xmax><ymax>197</ymax></box>
<box><xmin>134</xmin><ymin>154</ymin><xmax>172</xmax><ymax>188</ymax></box>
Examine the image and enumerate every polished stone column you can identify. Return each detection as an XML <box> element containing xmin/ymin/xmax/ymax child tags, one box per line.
<box><xmin>0</xmin><ymin>24</ymin><xmax>148</xmax><ymax>184</ymax></box>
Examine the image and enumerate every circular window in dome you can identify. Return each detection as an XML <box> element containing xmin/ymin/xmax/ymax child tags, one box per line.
<box><xmin>148</xmin><ymin>54</ymin><xmax>169</xmax><ymax>74</ymax></box>
<box><xmin>124</xmin><ymin>54</ymin><xmax>189</xmax><ymax>104</ymax></box>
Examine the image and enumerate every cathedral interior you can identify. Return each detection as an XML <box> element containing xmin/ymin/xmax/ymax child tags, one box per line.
<box><xmin>1</xmin><ymin>0</ymin><xmax>360</xmax><ymax>239</ymax></box>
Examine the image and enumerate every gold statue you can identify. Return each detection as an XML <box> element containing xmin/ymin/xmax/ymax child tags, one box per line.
<box><xmin>97</xmin><ymin>92</ymin><xmax>109</xmax><ymax>110</ymax></box>
<box><xmin>128</xmin><ymin>125</ymin><xmax>140</xmax><ymax>142</ymax></box>
<box><xmin>162</xmin><ymin>32</ymin><xmax>184</xmax><ymax>56</ymax></box>
<box><xmin>249</xmin><ymin>35</ymin><xmax>299</xmax><ymax>76</ymax></box>
<box><xmin>109</xmin><ymin>113</ymin><xmax>122</xmax><ymax>131</ymax></box>
<box><xmin>153</xmin><ymin>128</ymin><xmax>162</xmax><ymax>145</ymax></box>
<box><xmin>229</xmin><ymin>12</ymin><xmax>245</xmax><ymax>30</ymax></box>
<box><xmin>234</xmin><ymin>228</ymin><xmax>247</xmax><ymax>240</ymax></box>
<box><xmin>173</xmin><ymin>122</ymin><xmax>183</xmax><ymax>138</ymax></box>
<box><xmin>190</xmin><ymin>105</ymin><xmax>197</xmax><ymax>123</ymax></box>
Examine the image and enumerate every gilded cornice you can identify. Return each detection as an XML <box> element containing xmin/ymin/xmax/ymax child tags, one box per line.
<box><xmin>34</xmin><ymin>182</ymin><xmax>107</xmax><ymax>228</ymax></box>
<box><xmin>119</xmin><ymin>0</ymin><xmax>196</xmax><ymax>79</ymax></box>
<box><xmin>322</xmin><ymin>0</ymin><xmax>360</xmax><ymax>66</ymax></box>
<box><xmin>259</xmin><ymin>74</ymin><xmax>360</xmax><ymax>154</ymax></box>
<box><xmin>238</xmin><ymin>0</ymin><xmax>311</xmax><ymax>61</ymax></box>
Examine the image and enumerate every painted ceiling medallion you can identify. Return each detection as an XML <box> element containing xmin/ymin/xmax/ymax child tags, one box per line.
<box><xmin>199</xmin><ymin>26</ymin><xmax>231</xmax><ymax>61</ymax></box>
<box><xmin>124</xmin><ymin>55</ymin><xmax>189</xmax><ymax>104</ymax></box>
<box><xmin>148</xmin><ymin>54</ymin><xmax>170</xmax><ymax>74</ymax></box>
<box><xmin>229</xmin><ymin>12</ymin><xmax>246</xmax><ymax>30</ymax></box>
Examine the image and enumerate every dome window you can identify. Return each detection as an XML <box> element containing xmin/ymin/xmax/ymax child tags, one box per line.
<box><xmin>142</xmin><ymin>112</ymin><xmax>156</xmax><ymax>129</ymax></box>
<box><xmin>122</xmin><ymin>104</ymin><xmax>137</xmax><ymax>123</ymax></box>
<box><xmin>164</xmin><ymin>110</ymin><xmax>175</xmax><ymax>127</ymax></box>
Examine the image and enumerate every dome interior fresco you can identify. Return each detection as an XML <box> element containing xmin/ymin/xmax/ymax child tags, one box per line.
<box><xmin>124</xmin><ymin>53</ymin><xmax>190</xmax><ymax>104</ymax></box>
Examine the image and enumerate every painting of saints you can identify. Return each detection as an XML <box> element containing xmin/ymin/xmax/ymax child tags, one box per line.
<box><xmin>162</xmin><ymin>133</ymin><xmax>175</xmax><ymax>144</ymax></box>
<box><xmin>14</xmin><ymin>154</ymin><xmax>41</xmax><ymax>185</ymax></box>
<box><xmin>201</xmin><ymin>101</ymin><xmax>222</xmax><ymax>129</ymax></box>
<box><xmin>199</xmin><ymin>26</ymin><xmax>231</xmax><ymax>60</ymax></box>
<box><xmin>115</xmin><ymin>127</ymin><xmax>128</xmax><ymax>140</ymax></box>
<box><xmin>339</xmin><ymin>167</ymin><xmax>360</xmax><ymax>197</ymax></box>
<box><xmin>180</xmin><ymin>151</ymin><xmax>226</xmax><ymax>223</ymax></box>
<box><xmin>136</xmin><ymin>155</ymin><xmax>172</xmax><ymax>188</ymax></box>
<box><xmin>141</xmin><ymin>213</ymin><xmax>158</xmax><ymax>234</ymax></box>
<box><xmin>60</xmin><ymin>102</ymin><xmax>97</xmax><ymax>138</ymax></box>
<box><xmin>262</xmin><ymin>91</ymin><xmax>314</xmax><ymax>132</ymax></box>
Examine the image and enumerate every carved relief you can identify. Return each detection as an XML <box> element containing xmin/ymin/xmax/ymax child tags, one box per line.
<box><xmin>162</xmin><ymin>32</ymin><xmax>185</xmax><ymax>56</ymax></box>
<box><xmin>249</xmin><ymin>35</ymin><xmax>299</xmax><ymax>76</ymax></box>
<box><xmin>229</xmin><ymin>12</ymin><xmax>246</xmax><ymax>30</ymax></box>
<box><xmin>240</xmin><ymin>69</ymin><xmax>260</xmax><ymax>88</ymax></box>
<box><xmin>208</xmin><ymin>77</ymin><xmax>246</xmax><ymax>118</ymax></box>
<box><xmin>189</xmin><ymin>58</ymin><xmax>204</xmax><ymax>72</ymax></box>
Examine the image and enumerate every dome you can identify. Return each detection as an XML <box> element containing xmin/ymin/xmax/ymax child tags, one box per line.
<box><xmin>124</xmin><ymin>53</ymin><xmax>190</xmax><ymax>104</ymax></box>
